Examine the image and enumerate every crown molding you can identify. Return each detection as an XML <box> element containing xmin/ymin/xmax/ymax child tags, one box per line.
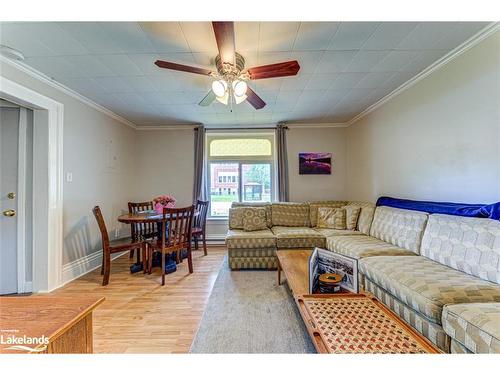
<box><xmin>347</xmin><ymin>22</ymin><xmax>500</xmax><ymax>127</ymax></box>
<box><xmin>135</xmin><ymin>124</ymin><xmax>200</xmax><ymax>130</ymax></box>
<box><xmin>0</xmin><ymin>56</ymin><xmax>138</xmax><ymax>130</ymax></box>
<box><xmin>286</xmin><ymin>122</ymin><xmax>348</xmax><ymax>129</ymax></box>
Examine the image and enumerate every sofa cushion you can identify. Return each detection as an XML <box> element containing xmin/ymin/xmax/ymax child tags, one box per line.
<box><xmin>442</xmin><ymin>303</ymin><xmax>500</xmax><ymax>353</ymax></box>
<box><xmin>327</xmin><ymin>235</ymin><xmax>416</xmax><ymax>259</ymax></box>
<box><xmin>225</xmin><ymin>229</ymin><xmax>276</xmax><ymax>249</ymax></box>
<box><xmin>271</xmin><ymin>203</ymin><xmax>310</xmax><ymax>227</ymax></box>
<box><xmin>370</xmin><ymin>206</ymin><xmax>428</xmax><ymax>254</ymax></box>
<box><xmin>271</xmin><ymin>226</ymin><xmax>326</xmax><ymax>249</ymax></box>
<box><xmin>317</xmin><ymin>207</ymin><xmax>346</xmax><ymax>229</ymax></box>
<box><xmin>228</xmin><ymin>207</ymin><xmax>245</xmax><ymax>229</ymax></box>
<box><xmin>242</xmin><ymin>207</ymin><xmax>268</xmax><ymax>231</ymax></box>
<box><xmin>308</xmin><ymin>201</ymin><xmax>347</xmax><ymax>227</ymax></box>
<box><xmin>359</xmin><ymin>256</ymin><xmax>500</xmax><ymax>324</ymax></box>
<box><xmin>421</xmin><ymin>214</ymin><xmax>500</xmax><ymax>283</ymax></box>
<box><xmin>343</xmin><ymin>205</ymin><xmax>361</xmax><ymax>230</ymax></box>
<box><xmin>344</xmin><ymin>201</ymin><xmax>375</xmax><ymax>235</ymax></box>
<box><xmin>313</xmin><ymin>228</ymin><xmax>363</xmax><ymax>237</ymax></box>
<box><xmin>232</xmin><ymin>202</ymin><xmax>272</xmax><ymax>227</ymax></box>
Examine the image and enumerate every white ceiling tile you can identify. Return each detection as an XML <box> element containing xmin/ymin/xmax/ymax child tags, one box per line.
<box><xmin>138</xmin><ymin>22</ymin><xmax>190</xmax><ymax>53</ymax></box>
<box><xmin>57</xmin><ymin>77</ymin><xmax>105</xmax><ymax>94</ymax></box>
<box><xmin>316</xmin><ymin>51</ymin><xmax>357</xmax><ymax>73</ymax></box>
<box><xmin>280</xmin><ymin>73</ymin><xmax>312</xmax><ymax>90</ymax></box>
<box><xmin>289</xmin><ymin>51</ymin><xmax>323</xmax><ymax>74</ymax></box>
<box><xmin>58</xmin><ymin>22</ymin><xmax>126</xmax><ymax>54</ymax></box>
<box><xmin>96</xmin><ymin>77</ymin><xmax>134</xmax><ymax>93</ymax></box>
<box><xmin>293</xmin><ymin>22</ymin><xmax>339</xmax><ymax>51</ymax></box>
<box><xmin>342</xmin><ymin>88</ymin><xmax>375</xmax><ymax>102</ymax></box>
<box><xmin>259</xmin><ymin>22</ymin><xmax>300</xmax><ymax>52</ymax></box>
<box><xmin>402</xmin><ymin>50</ymin><xmax>448</xmax><ymax>73</ymax></box>
<box><xmin>97</xmin><ymin>22</ymin><xmax>156</xmax><ymax>54</ymax></box>
<box><xmin>322</xmin><ymin>89</ymin><xmax>350</xmax><ymax>103</ymax></box>
<box><xmin>95</xmin><ymin>54</ymin><xmax>143</xmax><ymax>76</ymax></box>
<box><xmin>24</xmin><ymin>56</ymin><xmax>79</xmax><ymax>78</ymax></box>
<box><xmin>146</xmin><ymin>74</ymin><xmax>182</xmax><ymax>91</ymax></box>
<box><xmin>432</xmin><ymin>22</ymin><xmax>488</xmax><ymax>50</ymax></box>
<box><xmin>355</xmin><ymin>72</ymin><xmax>395</xmax><ymax>89</ymax></box>
<box><xmin>344</xmin><ymin>50</ymin><xmax>389</xmax><ymax>73</ymax></box>
<box><xmin>238</xmin><ymin>50</ymin><xmax>259</xmax><ymax>69</ymax></box>
<box><xmin>180</xmin><ymin>22</ymin><xmax>217</xmax><ymax>53</ymax></box>
<box><xmin>396</xmin><ymin>22</ymin><xmax>459</xmax><ymax>50</ymax></box>
<box><xmin>235</xmin><ymin>22</ymin><xmax>260</xmax><ymax>52</ymax></box>
<box><xmin>254</xmin><ymin>78</ymin><xmax>284</xmax><ymax>91</ymax></box>
<box><xmin>296</xmin><ymin>90</ymin><xmax>326</xmax><ymax>106</ymax></box>
<box><xmin>126</xmin><ymin>76</ymin><xmax>158</xmax><ymax>92</ymax></box>
<box><xmin>371</xmin><ymin>50</ymin><xmax>419</xmax><ymax>72</ymax></box>
<box><xmin>191</xmin><ymin>52</ymin><xmax>217</xmax><ymax>70</ymax></box>
<box><xmin>257</xmin><ymin>51</ymin><xmax>292</xmax><ymax>66</ymax></box>
<box><xmin>276</xmin><ymin>90</ymin><xmax>302</xmax><ymax>105</ymax></box>
<box><xmin>127</xmin><ymin>53</ymin><xmax>162</xmax><ymax>75</ymax></box>
<box><xmin>328</xmin><ymin>22</ymin><xmax>380</xmax><ymax>50</ymax></box>
<box><xmin>256</xmin><ymin>90</ymin><xmax>279</xmax><ymax>105</ymax></box>
<box><xmin>0</xmin><ymin>23</ymin><xmax>55</xmax><ymax>57</ymax></box>
<box><xmin>65</xmin><ymin>55</ymin><xmax>116</xmax><ymax>77</ymax></box>
<box><xmin>24</xmin><ymin>23</ymin><xmax>88</xmax><ymax>56</ymax></box>
<box><xmin>362</xmin><ymin>22</ymin><xmax>418</xmax><ymax>50</ymax></box>
<box><xmin>330</xmin><ymin>73</ymin><xmax>367</xmax><ymax>89</ymax></box>
<box><xmin>305</xmin><ymin>74</ymin><xmax>338</xmax><ymax>90</ymax></box>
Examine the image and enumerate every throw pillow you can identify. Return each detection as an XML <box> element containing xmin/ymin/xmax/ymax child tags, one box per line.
<box><xmin>342</xmin><ymin>205</ymin><xmax>361</xmax><ymax>230</ymax></box>
<box><xmin>243</xmin><ymin>207</ymin><xmax>268</xmax><ymax>231</ymax></box>
<box><xmin>317</xmin><ymin>207</ymin><xmax>347</xmax><ymax>229</ymax></box>
<box><xmin>228</xmin><ymin>207</ymin><xmax>245</xmax><ymax>229</ymax></box>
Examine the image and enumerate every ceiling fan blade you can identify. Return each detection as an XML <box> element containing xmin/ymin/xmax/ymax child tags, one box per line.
<box><xmin>154</xmin><ymin>60</ymin><xmax>212</xmax><ymax>76</ymax></box>
<box><xmin>247</xmin><ymin>60</ymin><xmax>300</xmax><ymax>80</ymax></box>
<box><xmin>199</xmin><ymin>91</ymin><xmax>216</xmax><ymax>106</ymax></box>
<box><xmin>246</xmin><ymin>87</ymin><xmax>266</xmax><ymax>110</ymax></box>
<box><xmin>212</xmin><ymin>22</ymin><xmax>235</xmax><ymax>65</ymax></box>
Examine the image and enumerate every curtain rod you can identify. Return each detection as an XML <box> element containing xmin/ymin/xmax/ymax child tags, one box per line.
<box><xmin>201</xmin><ymin>126</ymin><xmax>288</xmax><ymax>131</ymax></box>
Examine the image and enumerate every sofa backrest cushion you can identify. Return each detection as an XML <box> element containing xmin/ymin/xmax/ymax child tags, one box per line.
<box><xmin>272</xmin><ymin>202</ymin><xmax>311</xmax><ymax>227</ymax></box>
<box><xmin>308</xmin><ymin>201</ymin><xmax>347</xmax><ymax>227</ymax></box>
<box><xmin>231</xmin><ymin>202</ymin><xmax>272</xmax><ymax>228</ymax></box>
<box><xmin>421</xmin><ymin>214</ymin><xmax>500</xmax><ymax>283</ymax></box>
<box><xmin>370</xmin><ymin>206</ymin><xmax>429</xmax><ymax>253</ymax></box>
<box><xmin>228</xmin><ymin>207</ymin><xmax>245</xmax><ymax>229</ymax></box>
<box><xmin>344</xmin><ymin>201</ymin><xmax>376</xmax><ymax>235</ymax></box>
<box><xmin>317</xmin><ymin>207</ymin><xmax>347</xmax><ymax>229</ymax></box>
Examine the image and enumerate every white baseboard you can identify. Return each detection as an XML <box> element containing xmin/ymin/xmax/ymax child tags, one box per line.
<box><xmin>206</xmin><ymin>234</ymin><xmax>226</xmax><ymax>245</ymax></box>
<box><xmin>61</xmin><ymin>249</ymin><xmax>128</xmax><ymax>287</ymax></box>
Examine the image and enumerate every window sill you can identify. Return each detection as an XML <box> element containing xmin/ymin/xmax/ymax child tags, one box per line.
<box><xmin>207</xmin><ymin>217</ymin><xmax>228</xmax><ymax>222</ymax></box>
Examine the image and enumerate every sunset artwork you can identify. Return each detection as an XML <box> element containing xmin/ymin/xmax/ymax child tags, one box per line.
<box><xmin>299</xmin><ymin>152</ymin><xmax>332</xmax><ymax>175</ymax></box>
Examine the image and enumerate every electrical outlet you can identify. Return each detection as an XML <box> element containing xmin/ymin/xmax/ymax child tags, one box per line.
<box><xmin>114</xmin><ymin>228</ymin><xmax>120</xmax><ymax>238</ymax></box>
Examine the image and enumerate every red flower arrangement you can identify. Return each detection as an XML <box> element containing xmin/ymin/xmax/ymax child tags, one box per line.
<box><xmin>153</xmin><ymin>195</ymin><xmax>176</xmax><ymax>213</ymax></box>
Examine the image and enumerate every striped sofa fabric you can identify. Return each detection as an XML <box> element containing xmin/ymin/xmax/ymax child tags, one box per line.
<box><xmin>327</xmin><ymin>234</ymin><xmax>416</xmax><ymax>259</ymax></box>
<box><xmin>442</xmin><ymin>302</ymin><xmax>500</xmax><ymax>353</ymax></box>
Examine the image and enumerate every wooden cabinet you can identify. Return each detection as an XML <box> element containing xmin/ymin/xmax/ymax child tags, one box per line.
<box><xmin>0</xmin><ymin>296</ymin><xmax>104</xmax><ymax>354</ymax></box>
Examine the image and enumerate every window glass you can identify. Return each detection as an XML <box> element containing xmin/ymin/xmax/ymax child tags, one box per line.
<box><xmin>210</xmin><ymin>138</ymin><xmax>272</xmax><ymax>157</ymax></box>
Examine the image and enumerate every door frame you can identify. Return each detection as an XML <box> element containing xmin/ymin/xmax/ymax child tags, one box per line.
<box><xmin>0</xmin><ymin>76</ymin><xmax>64</xmax><ymax>293</ymax></box>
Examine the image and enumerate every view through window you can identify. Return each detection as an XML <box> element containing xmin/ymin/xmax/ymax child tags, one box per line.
<box><xmin>207</xmin><ymin>135</ymin><xmax>274</xmax><ymax>217</ymax></box>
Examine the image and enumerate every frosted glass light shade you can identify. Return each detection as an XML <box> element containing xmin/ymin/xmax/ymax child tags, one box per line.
<box><xmin>216</xmin><ymin>91</ymin><xmax>229</xmax><ymax>105</ymax></box>
<box><xmin>234</xmin><ymin>94</ymin><xmax>247</xmax><ymax>104</ymax></box>
<box><xmin>212</xmin><ymin>80</ymin><xmax>228</xmax><ymax>97</ymax></box>
<box><xmin>232</xmin><ymin>80</ymin><xmax>248</xmax><ymax>97</ymax></box>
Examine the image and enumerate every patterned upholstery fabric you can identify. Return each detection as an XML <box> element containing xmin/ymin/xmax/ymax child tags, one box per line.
<box><xmin>421</xmin><ymin>214</ymin><xmax>500</xmax><ymax>283</ymax></box>
<box><xmin>442</xmin><ymin>303</ymin><xmax>500</xmax><ymax>353</ymax></box>
<box><xmin>228</xmin><ymin>247</ymin><xmax>276</xmax><ymax>258</ymax></box>
<box><xmin>450</xmin><ymin>339</ymin><xmax>472</xmax><ymax>353</ymax></box>
<box><xmin>242</xmin><ymin>207</ymin><xmax>268</xmax><ymax>231</ymax></box>
<box><xmin>313</xmin><ymin>228</ymin><xmax>363</xmax><ymax>237</ymax></box>
<box><xmin>225</xmin><ymin>229</ymin><xmax>276</xmax><ymax>249</ymax></box>
<box><xmin>232</xmin><ymin>202</ymin><xmax>272</xmax><ymax>227</ymax></box>
<box><xmin>228</xmin><ymin>207</ymin><xmax>245</xmax><ymax>229</ymax></box>
<box><xmin>271</xmin><ymin>226</ymin><xmax>326</xmax><ymax>249</ymax></box>
<box><xmin>360</xmin><ymin>256</ymin><xmax>500</xmax><ymax>324</ymax></box>
<box><xmin>228</xmin><ymin>255</ymin><xmax>278</xmax><ymax>270</ymax></box>
<box><xmin>343</xmin><ymin>205</ymin><xmax>361</xmax><ymax>230</ymax></box>
<box><xmin>308</xmin><ymin>201</ymin><xmax>347</xmax><ymax>227</ymax></box>
<box><xmin>271</xmin><ymin>203</ymin><xmax>311</xmax><ymax>227</ymax></box>
<box><xmin>327</xmin><ymin>235</ymin><xmax>416</xmax><ymax>259</ymax></box>
<box><xmin>370</xmin><ymin>206</ymin><xmax>429</xmax><ymax>253</ymax></box>
<box><xmin>317</xmin><ymin>207</ymin><xmax>346</xmax><ymax>229</ymax></box>
<box><xmin>344</xmin><ymin>202</ymin><xmax>376</xmax><ymax>235</ymax></box>
<box><xmin>365</xmin><ymin>278</ymin><xmax>450</xmax><ymax>352</ymax></box>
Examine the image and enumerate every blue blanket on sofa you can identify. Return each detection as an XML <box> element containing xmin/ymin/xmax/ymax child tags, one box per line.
<box><xmin>376</xmin><ymin>196</ymin><xmax>500</xmax><ymax>220</ymax></box>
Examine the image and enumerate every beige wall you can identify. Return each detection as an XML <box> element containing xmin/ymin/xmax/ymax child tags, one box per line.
<box><xmin>287</xmin><ymin>126</ymin><xmax>347</xmax><ymax>202</ymax></box>
<box><xmin>346</xmin><ymin>31</ymin><xmax>500</xmax><ymax>204</ymax></box>
<box><xmin>1</xmin><ymin>62</ymin><xmax>137</xmax><ymax>264</ymax></box>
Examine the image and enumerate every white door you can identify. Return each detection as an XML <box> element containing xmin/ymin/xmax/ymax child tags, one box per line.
<box><xmin>0</xmin><ymin>106</ymin><xmax>20</xmax><ymax>295</ymax></box>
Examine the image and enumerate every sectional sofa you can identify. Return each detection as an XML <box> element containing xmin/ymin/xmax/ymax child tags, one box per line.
<box><xmin>225</xmin><ymin>200</ymin><xmax>500</xmax><ymax>353</ymax></box>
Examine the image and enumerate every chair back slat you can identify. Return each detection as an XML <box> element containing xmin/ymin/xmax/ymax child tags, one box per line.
<box><xmin>128</xmin><ymin>201</ymin><xmax>156</xmax><ymax>241</ymax></box>
<box><xmin>92</xmin><ymin>206</ymin><xmax>110</xmax><ymax>250</ymax></box>
<box><xmin>194</xmin><ymin>200</ymin><xmax>209</xmax><ymax>229</ymax></box>
<box><xmin>161</xmin><ymin>206</ymin><xmax>194</xmax><ymax>249</ymax></box>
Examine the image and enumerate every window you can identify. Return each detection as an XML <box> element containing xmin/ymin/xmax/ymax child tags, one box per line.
<box><xmin>207</xmin><ymin>134</ymin><xmax>274</xmax><ymax>218</ymax></box>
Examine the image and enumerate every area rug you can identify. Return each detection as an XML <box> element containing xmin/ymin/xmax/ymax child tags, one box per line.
<box><xmin>190</xmin><ymin>257</ymin><xmax>315</xmax><ymax>353</ymax></box>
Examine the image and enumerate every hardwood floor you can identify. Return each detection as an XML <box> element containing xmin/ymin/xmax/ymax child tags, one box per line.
<box><xmin>50</xmin><ymin>246</ymin><xmax>226</xmax><ymax>353</ymax></box>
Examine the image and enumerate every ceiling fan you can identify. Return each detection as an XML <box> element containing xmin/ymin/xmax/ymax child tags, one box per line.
<box><xmin>154</xmin><ymin>22</ymin><xmax>300</xmax><ymax>110</ymax></box>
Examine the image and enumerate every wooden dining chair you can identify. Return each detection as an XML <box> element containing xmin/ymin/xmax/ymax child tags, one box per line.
<box><xmin>192</xmin><ymin>200</ymin><xmax>209</xmax><ymax>255</ymax></box>
<box><xmin>146</xmin><ymin>205</ymin><xmax>195</xmax><ymax>286</ymax></box>
<box><xmin>93</xmin><ymin>206</ymin><xmax>146</xmax><ymax>286</ymax></box>
<box><xmin>128</xmin><ymin>201</ymin><xmax>157</xmax><ymax>260</ymax></box>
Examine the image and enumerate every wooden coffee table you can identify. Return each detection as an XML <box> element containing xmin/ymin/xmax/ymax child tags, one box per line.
<box><xmin>276</xmin><ymin>249</ymin><xmax>440</xmax><ymax>354</ymax></box>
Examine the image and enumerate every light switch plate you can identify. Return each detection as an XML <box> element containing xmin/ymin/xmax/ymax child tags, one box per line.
<box><xmin>66</xmin><ymin>172</ymin><xmax>73</xmax><ymax>183</ymax></box>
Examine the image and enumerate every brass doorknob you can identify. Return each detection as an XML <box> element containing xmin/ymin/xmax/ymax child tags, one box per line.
<box><xmin>3</xmin><ymin>209</ymin><xmax>16</xmax><ymax>217</ymax></box>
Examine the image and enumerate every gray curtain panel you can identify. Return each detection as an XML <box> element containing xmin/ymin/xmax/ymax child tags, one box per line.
<box><xmin>193</xmin><ymin>125</ymin><xmax>207</xmax><ymax>202</ymax></box>
<box><xmin>275</xmin><ymin>123</ymin><xmax>289</xmax><ymax>202</ymax></box>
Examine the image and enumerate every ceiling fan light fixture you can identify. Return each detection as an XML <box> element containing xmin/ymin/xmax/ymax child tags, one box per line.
<box><xmin>216</xmin><ymin>91</ymin><xmax>229</xmax><ymax>105</ymax></box>
<box><xmin>234</xmin><ymin>93</ymin><xmax>247</xmax><ymax>105</ymax></box>
<box><xmin>232</xmin><ymin>80</ymin><xmax>247</xmax><ymax>97</ymax></box>
<box><xmin>212</xmin><ymin>79</ymin><xmax>228</xmax><ymax>97</ymax></box>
